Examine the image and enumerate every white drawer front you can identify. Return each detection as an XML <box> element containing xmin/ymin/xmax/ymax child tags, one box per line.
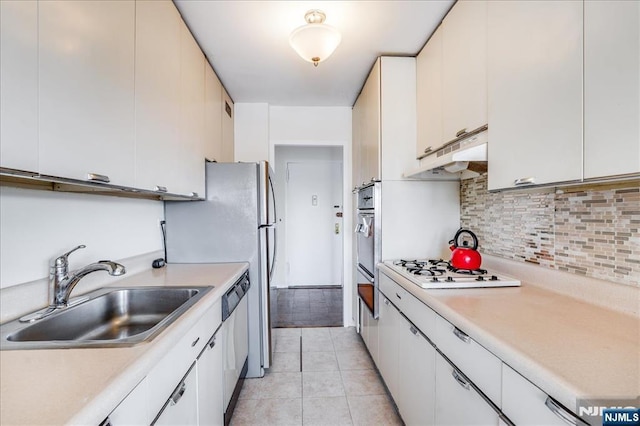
<box><xmin>435</xmin><ymin>353</ymin><xmax>499</xmax><ymax>425</ymax></box>
<box><xmin>435</xmin><ymin>314</ymin><xmax>502</xmax><ymax>407</ymax></box>
<box><xmin>502</xmin><ymin>364</ymin><xmax>581</xmax><ymax>425</ymax></box>
<box><xmin>401</xmin><ymin>287</ymin><xmax>437</xmax><ymax>340</ymax></box>
<box><xmin>379</xmin><ymin>272</ymin><xmax>407</xmax><ymax>309</ymax></box>
<box><xmin>379</xmin><ymin>271</ymin><xmax>437</xmax><ymax>342</ymax></box>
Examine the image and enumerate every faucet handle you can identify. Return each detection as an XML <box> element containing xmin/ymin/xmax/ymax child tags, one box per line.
<box><xmin>52</xmin><ymin>245</ymin><xmax>86</xmax><ymax>268</ymax></box>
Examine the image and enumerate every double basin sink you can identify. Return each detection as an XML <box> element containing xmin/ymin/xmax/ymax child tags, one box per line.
<box><xmin>0</xmin><ymin>286</ymin><xmax>213</xmax><ymax>350</ymax></box>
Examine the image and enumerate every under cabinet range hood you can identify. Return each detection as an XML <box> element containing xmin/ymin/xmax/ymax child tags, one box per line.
<box><xmin>405</xmin><ymin>128</ymin><xmax>488</xmax><ymax>178</ymax></box>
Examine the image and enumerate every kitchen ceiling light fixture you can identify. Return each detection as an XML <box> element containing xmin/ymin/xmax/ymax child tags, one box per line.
<box><xmin>289</xmin><ymin>9</ymin><xmax>341</xmax><ymax>67</ymax></box>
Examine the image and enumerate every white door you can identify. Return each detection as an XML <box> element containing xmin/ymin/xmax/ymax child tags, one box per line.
<box><xmin>285</xmin><ymin>161</ymin><xmax>342</xmax><ymax>287</ymax></box>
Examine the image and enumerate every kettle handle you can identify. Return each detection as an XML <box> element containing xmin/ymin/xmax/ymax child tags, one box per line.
<box><xmin>452</xmin><ymin>229</ymin><xmax>479</xmax><ymax>250</ymax></box>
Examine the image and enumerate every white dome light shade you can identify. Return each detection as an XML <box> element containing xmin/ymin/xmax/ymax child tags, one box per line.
<box><xmin>289</xmin><ymin>10</ymin><xmax>341</xmax><ymax>67</ymax></box>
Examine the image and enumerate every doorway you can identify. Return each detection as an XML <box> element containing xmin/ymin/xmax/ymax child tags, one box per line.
<box><xmin>271</xmin><ymin>146</ymin><xmax>344</xmax><ymax>327</ymax></box>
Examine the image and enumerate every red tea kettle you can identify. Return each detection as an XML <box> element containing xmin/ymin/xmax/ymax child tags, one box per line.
<box><xmin>449</xmin><ymin>229</ymin><xmax>482</xmax><ymax>270</ymax></box>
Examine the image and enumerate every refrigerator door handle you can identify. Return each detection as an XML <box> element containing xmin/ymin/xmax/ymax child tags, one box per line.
<box><xmin>259</xmin><ymin>223</ymin><xmax>276</xmax><ymax>229</ymax></box>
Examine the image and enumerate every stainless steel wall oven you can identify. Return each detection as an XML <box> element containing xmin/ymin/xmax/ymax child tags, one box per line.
<box><xmin>355</xmin><ymin>182</ymin><xmax>381</xmax><ymax>318</ymax></box>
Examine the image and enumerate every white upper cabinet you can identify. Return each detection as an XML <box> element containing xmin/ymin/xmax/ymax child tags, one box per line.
<box><xmin>175</xmin><ymin>21</ymin><xmax>205</xmax><ymax>197</ymax></box>
<box><xmin>442</xmin><ymin>0</ymin><xmax>488</xmax><ymax>142</ymax></box>
<box><xmin>584</xmin><ymin>0</ymin><xmax>640</xmax><ymax>179</ymax></box>
<box><xmin>221</xmin><ymin>87</ymin><xmax>235</xmax><ymax>163</ymax></box>
<box><xmin>204</xmin><ymin>62</ymin><xmax>223</xmax><ymax>163</ymax></box>
<box><xmin>38</xmin><ymin>0</ymin><xmax>136</xmax><ymax>186</ymax></box>
<box><xmin>362</xmin><ymin>58</ymin><xmax>381</xmax><ymax>183</ymax></box>
<box><xmin>0</xmin><ymin>0</ymin><xmax>39</xmax><ymax>172</ymax></box>
<box><xmin>353</xmin><ymin>57</ymin><xmax>417</xmax><ymax>185</ymax></box>
<box><xmin>416</xmin><ymin>26</ymin><xmax>443</xmax><ymax>158</ymax></box>
<box><xmin>487</xmin><ymin>0</ymin><xmax>583</xmax><ymax>190</ymax></box>
<box><xmin>134</xmin><ymin>0</ymin><xmax>181</xmax><ymax>194</ymax></box>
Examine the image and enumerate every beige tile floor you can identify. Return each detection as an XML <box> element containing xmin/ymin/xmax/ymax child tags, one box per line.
<box><xmin>231</xmin><ymin>327</ymin><xmax>403</xmax><ymax>426</ymax></box>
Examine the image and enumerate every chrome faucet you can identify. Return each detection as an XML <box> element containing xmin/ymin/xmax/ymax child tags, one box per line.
<box><xmin>49</xmin><ymin>245</ymin><xmax>126</xmax><ymax>308</ymax></box>
<box><xmin>20</xmin><ymin>245</ymin><xmax>127</xmax><ymax>323</ymax></box>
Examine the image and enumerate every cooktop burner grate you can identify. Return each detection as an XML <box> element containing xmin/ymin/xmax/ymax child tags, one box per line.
<box><xmin>384</xmin><ymin>259</ymin><xmax>521</xmax><ymax>289</ymax></box>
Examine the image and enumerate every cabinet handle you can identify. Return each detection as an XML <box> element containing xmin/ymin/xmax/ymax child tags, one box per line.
<box><xmin>191</xmin><ymin>337</ymin><xmax>200</xmax><ymax>347</ymax></box>
<box><xmin>453</xmin><ymin>326</ymin><xmax>471</xmax><ymax>343</ymax></box>
<box><xmin>423</xmin><ymin>146</ymin><xmax>433</xmax><ymax>154</ymax></box>
<box><xmin>395</xmin><ymin>293</ymin><xmax>402</xmax><ymax>300</ymax></box>
<box><xmin>451</xmin><ymin>369</ymin><xmax>471</xmax><ymax>390</ymax></box>
<box><xmin>409</xmin><ymin>326</ymin><xmax>418</xmax><ymax>336</ymax></box>
<box><xmin>155</xmin><ymin>186</ymin><xmax>168</xmax><ymax>193</ymax></box>
<box><xmin>87</xmin><ymin>173</ymin><xmax>110</xmax><ymax>183</ymax></box>
<box><xmin>169</xmin><ymin>382</ymin><xmax>187</xmax><ymax>406</ymax></box>
<box><xmin>545</xmin><ymin>397</ymin><xmax>585</xmax><ymax>425</ymax></box>
<box><xmin>208</xmin><ymin>336</ymin><xmax>216</xmax><ymax>349</ymax></box>
<box><xmin>456</xmin><ymin>128</ymin><xmax>468</xmax><ymax>138</ymax></box>
<box><xmin>99</xmin><ymin>417</ymin><xmax>112</xmax><ymax>426</ymax></box>
<box><xmin>514</xmin><ymin>177</ymin><xmax>536</xmax><ymax>186</ymax></box>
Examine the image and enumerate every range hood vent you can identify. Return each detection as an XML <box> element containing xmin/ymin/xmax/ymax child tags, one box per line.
<box><xmin>404</xmin><ymin>128</ymin><xmax>488</xmax><ymax>178</ymax></box>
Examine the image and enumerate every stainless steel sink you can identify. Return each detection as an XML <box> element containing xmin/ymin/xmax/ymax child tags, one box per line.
<box><xmin>0</xmin><ymin>286</ymin><xmax>213</xmax><ymax>350</ymax></box>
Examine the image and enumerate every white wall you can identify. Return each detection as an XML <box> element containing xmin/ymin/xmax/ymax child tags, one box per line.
<box><xmin>268</xmin><ymin>106</ymin><xmax>354</xmax><ymax>325</ymax></box>
<box><xmin>0</xmin><ymin>187</ymin><xmax>163</xmax><ymax>288</ymax></box>
<box><xmin>234</xmin><ymin>103</ymin><xmax>269</xmax><ymax>163</ymax></box>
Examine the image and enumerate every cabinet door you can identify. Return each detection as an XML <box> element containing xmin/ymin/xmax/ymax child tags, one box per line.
<box><xmin>442</xmin><ymin>0</ymin><xmax>487</xmax><ymax>142</ymax></box>
<box><xmin>487</xmin><ymin>0</ymin><xmax>583</xmax><ymax>190</ymax></box>
<box><xmin>352</xmin><ymin>91</ymin><xmax>364</xmax><ymax>187</ymax></box>
<box><xmin>221</xmin><ymin>88</ymin><xmax>234</xmax><ymax>162</ymax></box>
<box><xmin>205</xmin><ymin>63</ymin><xmax>223</xmax><ymax>162</ymax></box>
<box><xmin>135</xmin><ymin>0</ymin><xmax>181</xmax><ymax>194</ymax></box>
<box><xmin>0</xmin><ymin>0</ymin><xmax>38</xmax><ymax>172</ymax></box>
<box><xmin>377</xmin><ymin>296</ymin><xmax>400</xmax><ymax>397</ymax></box>
<box><xmin>435</xmin><ymin>353</ymin><xmax>499</xmax><ymax>425</ymax></box>
<box><xmin>108</xmin><ymin>378</ymin><xmax>151</xmax><ymax>425</ymax></box>
<box><xmin>397</xmin><ymin>316</ymin><xmax>436</xmax><ymax>426</ymax></box>
<box><xmin>416</xmin><ymin>27</ymin><xmax>443</xmax><ymax>158</ymax></box>
<box><xmin>584</xmin><ymin>0</ymin><xmax>640</xmax><ymax>179</ymax></box>
<box><xmin>38</xmin><ymin>0</ymin><xmax>135</xmax><ymax>186</ymax></box>
<box><xmin>502</xmin><ymin>364</ymin><xmax>581</xmax><ymax>425</ymax></box>
<box><xmin>361</xmin><ymin>59</ymin><xmax>381</xmax><ymax>183</ymax></box>
<box><xmin>198</xmin><ymin>333</ymin><xmax>224</xmax><ymax>426</ymax></box>
<box><xmin>360</xmin><ymin>300</ymin><xmax>379</xmax><ymax>364</ymax></box>
<box><xmin>175</xmin><ymin>20</ymin><xmax>205</xmax><ymax>197</ymax></box>
<box><xmin>153</xmin><ymin>363</ymin><xmax>198</xmax><ymax>426</ymax></box>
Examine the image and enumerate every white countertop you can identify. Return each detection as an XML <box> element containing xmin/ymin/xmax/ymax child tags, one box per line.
<box><xmin>0</xmin><ymin>262</ymin><xmax>249</xmax><ymax>426</ymax></box>
<box><xmin>378</xmin><ymin>263</ymin><xmax>640</xmax><ymax>414</ymax></box>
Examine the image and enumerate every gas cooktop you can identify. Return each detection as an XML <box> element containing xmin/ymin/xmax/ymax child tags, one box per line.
<box><xmin>384</xmin><ymin>259</ymin><xmax>521</xmax><ymax>289</ymax></box>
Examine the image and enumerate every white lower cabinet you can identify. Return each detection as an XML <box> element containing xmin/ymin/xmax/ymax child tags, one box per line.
<box><xmin>153</xmin><ymin>363</ymin><xmax>199</xmax><ymax>426</ymax></box>
<box><xmin>104</xmin><ymin>300</ymin><xmax>224</xmax><ymax>426</ymax></box>
<box><xmin>396</xmin><ymin>315</ymin><xmax>436</xmax><ymax>426</ymax></box>
<box><xmin>435</xmin><ymin>353</ymin><xmax>499</xmax><ymax>425</ymax></box>
<box><xmin>359</xmin><ymin>299</ymin><xmax>379</xmax><ymax>364</ymax></box>
<box><xmin>502</xmin><ymin>364</ymin><xmax>583</xmax><ymax>425</ymax></box>
<box><xmin>434</xmin><ymin>314</ymin><xmax>502</xmax><ymax>406</ymax></box>
<box><xmin>197</xmin><ymin>332</ymin><xmax>224</xmax><ymax>426</ymax></box>
<box><xmin>107</xmin><ymin>378</ymin><xmax>151</xmax><ymax>425</ymax></box>
<box><xmin>377</xmin><ymin>296</ymin><xmax>400</xmax><ymax>396</ymax></box>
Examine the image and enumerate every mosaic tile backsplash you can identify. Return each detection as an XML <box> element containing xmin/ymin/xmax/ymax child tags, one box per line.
<box><xmin>460</xmin><ymin>174</ymin><xmax>640</xmax><ymax>287</ymax></box>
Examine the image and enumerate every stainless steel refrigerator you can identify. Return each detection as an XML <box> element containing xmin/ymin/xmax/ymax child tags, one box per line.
<box><xmin>164</xmin><ymin>161</ymin><xmax>276</xmax><ymax>378</ymax></box>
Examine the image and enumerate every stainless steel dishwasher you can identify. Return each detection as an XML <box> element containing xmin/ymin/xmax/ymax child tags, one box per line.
<box><xmin>221</xmin><ymin>271</ymin><xmax>250</xmax><ymax>425</ymax></box>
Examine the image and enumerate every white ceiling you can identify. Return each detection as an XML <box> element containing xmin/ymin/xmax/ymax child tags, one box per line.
<box><xmin>174</xmin><ymin>1</ymin><xmax>454</xmax><ymax>107</ymax></box>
